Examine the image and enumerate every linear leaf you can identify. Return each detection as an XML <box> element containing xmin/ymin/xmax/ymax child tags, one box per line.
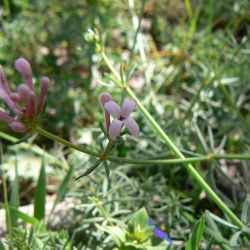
<box><xmin>241</xmin><ymin>194</ymin><xmax>250</xmax><ymax>224</ymax></box>
<box><xmin>186</xmin><ymin>215</ymin><xmax>204</xmax><ymax>250</ymax></box>
<box><xmin>10</xmin><ymin>155</ymin><xmax>20</xmax><ymax>227</ymax></box>
<box><xmin>206</xmin><ymin>211</ymin><xmax>238</xmax><ymax>230</ymax></box>
<box><xmin>205</xmin><ymin>237</ymin><xmax>215</xmax><ymax>250</ymax></box>
<box><xmin>0</xmin><ymin>205</ymin><xmax>39</xmax><ymax>225</ymax></box>
<box><xmin>229</xmin><ymin>231</ymin><xmax>241</xmax><ymax>247</ymax></box>
<box><xmin>75</xmin><ymin>160</ymin><xmax>101</xmax><ymax>180</ymax></box>
<box><xmin>34</xmin><ymin>157</ymin><xmax>46</xmax><ymax>220</ymax></box>
<box><xmin>0</xmin><ymin>239</ymin><xmax>5</xmax><ymax>250</ymax></box>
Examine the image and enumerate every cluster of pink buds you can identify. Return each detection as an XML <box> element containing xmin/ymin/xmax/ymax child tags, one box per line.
<box><xmin>0</xmin><ymin>58</ymin><xmax>49</xmax><ymax>132</ymax></box>
<box><xmin>101</xmin><ymin>92</ymin><xmax>139</xmax><ymax>141</ymax></box>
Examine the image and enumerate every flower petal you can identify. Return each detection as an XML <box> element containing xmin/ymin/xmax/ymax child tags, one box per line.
<box><xmin>36</xmin><ymin>76</ymin><xmax>50</xmax><ymax>113</ymax></box>
<box><xmin>0</xmin><ymin>88</ymin><xmax>22</xmax><ymax>115</ymax></box>
<box><xmin>18</xmin><ymin>84</ymin><xmax>35</xmax><ymax>118</ymax></box>
<box><xmin>104</xmin><ymin>101</ymin><xmax>121</xmax><ymax>118</ymax></box>
<box><xmin>124</xmin><ymin>117</ymin><xmax>139</xmax><ymax>137</ymax></box>
<box><xmin>100</xmin><ymin>92</ymin><xmax>112</xmax><ymax>105</ymax></box>
<box><xmin>109</xmin><ymin>119</ymin><xmax>123</xmax><ymax>141</ymax></box>
<box><xmin>153</xmin><ymin>227</ymin><xmax>167</xmax><ymax>240</ymax></box>
<box><xmin>0</xmin><ymin>108</ymin><xmax>15</xmax><ymax>123</ymax></box>
<box><xmin>121</xmin><ymin>99</ymin><xmax>136</xmax><ymax>118</ymax></box>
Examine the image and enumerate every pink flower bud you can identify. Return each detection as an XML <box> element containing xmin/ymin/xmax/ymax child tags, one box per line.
<box><xmin>17</xmin><ymin>84</ymin><xmax>35</xmax><ymax>118</ymax></box>
<box><xmin>17</xmin><ymin>84</ymin><xmax>32</xmax><ymax>100</ymax></box>
<box><xmin>15</xmin><ymin>58</ymin><xmax>34</xmax><ymax>91</ymax></box>
<box><xmin>15</xmin><ymin>58</ymin><xmax>32</xmax><ymax>77</ymax></box>
<box><xmin>40</xmin><ymin>77</ymin><xmax>50</xmax><ymax>94</ymax></box>
<box><xmin>100</xmin><ymin>92</ymin><xmax>112</xmax><ymax>105</ymax></box>
<box><xmin>36</xmin><ymin>76</ymin><xmax>50</xmax><ymax>113</ymax></box>
<box><xmin>10</xmin><ymin>121</ymin><xmax>28</xmax><ymax>133</ymax></box>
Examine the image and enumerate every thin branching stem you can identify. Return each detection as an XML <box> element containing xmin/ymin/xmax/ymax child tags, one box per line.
<box><xmin>1</xmin><ymin>130</ymin><xmax>250</xmax><ymax>165</ymax></box>
<box><xmin>29</xmin><ymin>128</ymin><xmax>250</xmax><ymax>165</ymax></box>
<box><xmin>100</xmin><ymin>50</ymin><xmax>245</xmax><ymax>229</ymax></box>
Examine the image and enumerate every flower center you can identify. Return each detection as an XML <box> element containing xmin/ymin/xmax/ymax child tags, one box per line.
<box><xmin>119</xmin><ymin>115</ymin><xmax>125</xmax><ymax>121</ymax></box>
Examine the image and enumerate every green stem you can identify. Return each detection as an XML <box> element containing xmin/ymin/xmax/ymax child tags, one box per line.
<box><xmin>2</xmin><ymin>131</ymin><xmax>250</xmax><ymax>165</ymax></box>
<box><xmin>33</xmin><ymin>126</ymin><xmax>101</xmax><ymax>158</ymax></box>
<box><xmin>100</xmin><ymin>140</ymin><xmax>114</xmax><ymax>161</ymax></box>
<box><xmin>213</xmin><ymin>154</ymin><xmax>250</xmax><ymax>160</ymax></box>
<box><xmin>110</xmin><ymin>153</ymin><xmax>250</xmax><ymax>165</ymax></box>
<box><xmin>101</xmin><ymin>51</ymin><xmax>245</xmax><ymax>229</ymax></box>
<box><xmin>30</xmin><ymin>128</ymin><xmax>250</xmax><ymax>165</ymax></box>
<box><xmin>109</xmin><ymin>156</ymin><xmax>210</xmax><ymax>165</ymax></box>
<box><xmin>1</xmin><ymin>167</ymin><xmax>12</xmax><ymax>232</ymax></box>
<box><xmin>93</xmin><ymin>197</ymin><xmax>113</xmax><ymax>225</ymax></box>
<box><xmin>3</xmin><ymin>0</ymin><xmax>11</xmax><ymax>19</ymax></box>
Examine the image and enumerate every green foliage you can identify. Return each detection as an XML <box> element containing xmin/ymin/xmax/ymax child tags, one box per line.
<box><xmin>98</xmin><ymin>208</ymin><xmax>169</xmax><ymax>250</ymax></box>
<box><xmin>6</xmin><ymin>226</ymin><xmax>71</xmax><ymax>250</ymax></box>
<box><xmin>186</xmin><ymin>215</ymin><xmax>205</xmax><ymax>250</ymax></box>
<box><xmin>10</xmin><ymin>155</ymin><xmax>19</xmax><ymax>227</ymax></box>
<box><xmin>34</xmin><ymin>157</ymin><xmax>46</xmax><ymax>220</ymax></box>
<box><xmin>0</xmin><ymin>0</ymin><xmax>250</xmax><ymax>249</ymax></box>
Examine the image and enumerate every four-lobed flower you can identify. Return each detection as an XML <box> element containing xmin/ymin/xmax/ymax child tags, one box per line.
<box><xmin>101</xmin><ymin>93</ymin><xmax>139</xmax><ymax>141</ymax></box>
<box><xmin>0</xmin><ymin>58</ymin><xmax>50</xmax><ymax>132</ymax></box>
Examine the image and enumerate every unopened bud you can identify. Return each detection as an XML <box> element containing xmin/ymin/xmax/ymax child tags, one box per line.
<box><xmin>17</xmin><ymin>84</ymin><xmax>32</xmax><ymax>100</ymax></box>
<box><xmin>40</xmin><ymin>76</ymin><xmax>50</xmax><ymax>94</ymax></box>
<box><xmin>10</xmin><ymin>121</ymin><xmax>28</xmax><ymax>133</ymax></box>
<box><xmin>15</xmin><ymin>58</ymin><xmax>32</xmax><ymax>77</ymax></box>
<box><xmin>100</xmin><ymin>92</ymin><xmax>112</xmax><ymax>105</ymax></box>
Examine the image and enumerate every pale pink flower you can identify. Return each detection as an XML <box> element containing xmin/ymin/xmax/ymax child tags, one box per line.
<box><xmin>100</xmin><ymin>92</ymin><xmax>112</xmax><ymax>130</ymax></box>
<box><xmin>0</xmin><ymin>58</ymin><xmax>50</xmax><ymax>132</ymax></box>
<box><xmin>104</xmin><ymin>98</ymin><xmax>139</xmax><ymax>141</ymax></box>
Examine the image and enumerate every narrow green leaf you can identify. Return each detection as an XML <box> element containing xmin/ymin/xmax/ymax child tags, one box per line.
<box><xmin>241</xmin><ymin>194</ymin><xmax>250</xmax><ymax>224</ymax></box>
<box><xmin>206</xmin><ymin>211</ymin><xmax>238</xmax><ymax>230</ymax></box>
<box><xmin>229</xmin><ymin>231</ymin><xmax>241</xmax><ymax>247</ymax></box>
<box><xmin>120</xmin><ymin>62</ymin><xmax>126</xmax><ymax>85</ymax></box>
<box><xmin>188</xmin><ymin>216</ymin><xmax>204</xmax><ymax>250</ymax></box>
<box><xmin>103</xmin><ymin>160</ymin><xmax>110</xmax><ymax>178</ymax></box>
<box><xmin>0</xmin><ymin>205</ymin><xmax>39</xmax><ymax>225</ymax></box>
<box><xmin>11</xmin><ymin>133</ymin><xmax>34</xmax><ymax>145</ymax></box>
<box><xmin>99</xmin><ymin>122</ymin><xmax>108</xmax><ymax>137</ymax></box>
<box><xmin>0</xmin><ymin>239</ymin><xmax>5</xmax><ymax>250</ymax></box>
<box><xmin>186</xmin><ymin>215</ymin><xmax>204</xmax><ymax>250</ymax></box>
<box><xmin>126</xmin><ymin>63</ymin><xmax>137</xmax><ymax>81</ymax></box>
<box><xmin>10</xmin><ymin>154</ymin><xmax>20</xmax><ymax>227</ymax></box>
<box><xmin>185</xmin><ymin>0</ymin><xmax>193</xmax><ymax>18</ymax></box>
<box><xmin>188</xmin><ymin>4</ymin><xmax>202</xmax><ymax>38</ymax></box>
<box><xmin>75</xmin><ymin>160</ymin><xmax>101</xmax><ymax>180</ymax></box>
<box><xmin>96</xmin><ymin>225</ymin><xmax>125</xmax><ymax>247</ymax></box>
<box><xmin>34</xmin><ymin>157</ymin><xmax>46</xmax><ymax>220</ymax></box>
<box><xmin>205</xmin><ymin>237</ymin><xmax>215</xmax><ymax>250</ymax></box>
<box><xmin>0</xmin><ymin>142</ymin><xmax>11</xmax><ymax>232</ymax></box>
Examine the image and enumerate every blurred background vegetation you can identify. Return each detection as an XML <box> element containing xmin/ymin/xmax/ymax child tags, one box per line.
<box><xmin>0</xmin><ymin>0</ymin><xmax>250</xmax><ymax>249</ymax></box>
